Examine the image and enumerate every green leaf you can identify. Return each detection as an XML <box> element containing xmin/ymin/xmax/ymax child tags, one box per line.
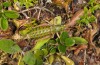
<box><xmin>34</xmin><ymin>50</ymin><xmax>44</xmax><ymax>59</ymax></box>
<box><xmin>34</xmin><ymin>50</ymin><xmax>43</xmax><ymax>65</ymax></box>
<box><xmin>14</xmin><ymin>0</ymin><xmax>18</xmax><ymax>2</ymax></box>
<box><xmin>50</xmin><ymin>16</ymin><xmax>62</xmax><ymax>25</ymax></box>
<box><xmin>25</xmin><ymin>2</ymin><xmax>33</xmax><ymax>8</ymax></box>
<box><xmin>80</xmin><ymin>18</ymin><xmax>89</xmax><ymax>25</ymax></box>
<box><xmin>3</xmin><ymin>2</ymin><xmax>11</xmax><ymax>7</ymax></box>
<box><xmin>23</xmin><ymin>51</ymin><xmax>36</xmax><ymax>65</ymax></box>
<box><xmin>4</xmin><ymin>10</ymin><xmax>19</xmax><ymax>18</ymax></box>
<box><xmin>60</xmin><ymin>31</ymin><xmax>69</xmax><ymax>43</ymax></box>
<box><xmin>42</xmin><ymin>49</ymin><xmax>48</xmax><ymax>56</ymax></box>
<box><xmin>50</xmin><ymin>47</ymin><xmax>56</xmax><ymax>54</ymax></box>
<box><xmin>0</xmin><ymin>39</ymin><xmax>21</xmax><ymax>54</ymax></box>
<box><xmin>90</xmin><ymin>4</ymin><xmax>100</xmax><ymax>13</ymax></box>
<box><xmin>18</xmin><ymin>61</ymin><xmax>25</xmax><ymax>65</ymax></box>
<box><xmin>32</xmin><ymin>38</ymin><xmax>50</xmax><ymax>50</ymax></box>
<box><xmin>65</xmin><ymin>38</ymin><xmax>75</xmax><ymax>47</ymax></box>
<box><xmin>0</xmin><ymin>12</ymin><xmax>2</xmax><ymax>17</ymax></box>
<box><xmin>88</xmin><ymin>0</ymin><xmax>95</xmax><ymax>6</ymax></box>
<box><xmin>84</xmin><ymin>7</ymin><xmax>88</xmax><ymax>14</ymax></box>
<box><xmin>35</xmin><ymin>58</ymin><xmax>43</xmax><ymax>65</ymax></box>
<box><xmin>0</xmin><ymin>17</ymin><xmax>8</xmax><ymax>30</ymax></box>
<box><xmin>11</xmin><ymin>44</ymin><xmax>22</xmax><ymax>53</ymax></box>
<box><xmin>71</xmin><ymin>37</ymin><xmax>88</xmax><ymax>44</ymax></box>
<box><xmin>56</xmin><ymin>38</ymin><xmax>61</xmax><ymax>44</ymax></box>
<box><xmin>0</xmin><ymin>5</ymin><xmax>2</xmax><ymax>10</ymax></box>
<box><xmin>48</xmin><ymin>39</ymin><xmax>56</xmax><ymax>45</ymax></box>
<box><xmin>58</xmin><ymin>44</ymin><xmax>66</xmax><ymax>53</ymax></box>
<box><xmin>88</xmin><ymin>15</ymin><xmax>96</xmax><ymax>23</ymax></box>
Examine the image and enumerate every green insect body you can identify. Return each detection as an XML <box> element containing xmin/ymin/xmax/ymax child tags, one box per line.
<box><xmin>19</xmin><ymin>25</ymin><xmax>65</xmax><ymax>39</ymax></box>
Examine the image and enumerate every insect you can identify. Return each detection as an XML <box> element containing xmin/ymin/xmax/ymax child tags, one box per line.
<box><xmin>18</xmin><ymin>25</ymin><xmax>65</xmax><ymax>39</ymax></box>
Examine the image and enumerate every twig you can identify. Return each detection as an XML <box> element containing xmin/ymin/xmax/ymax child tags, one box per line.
<box><xmin>66</xmin><ymin>9</ymin><xmax>84</xmax><ymax>28</ymax></box>
<box><xmin>21</xmin><ymin>12</ymin><xmax>30</xmax><ymax>19</ymax></box>
<box><xmin>43</xmin><ymin>19</ymin><xmax>52</xmax><ymax>25</ymax></box>
<box><xmin>84</xmin><ymin>49</ymin><xmax>86</xmax><ymax>65</ymax></box>
<box><xmin>19</xmin><ymin>7</ymin><xmax>37</xmax><ymax>13</ymax></box>
<box><xmin>37</xmin><ymin>8</ymin><xmax>42</xmax><ymax>20</ymax></box>
<box><xmin>42</xmin><ymin>7</ymin><xmax>54</xmax><ymax>15</ymax></box>
<box><xmin>19</xmin><ymin>6</ymin><xmax>54</xmax><ymax>15</ymax></box>
<box><xmin>56</xmin><ymin>32</ymin><xmax>60</xmax><ymax>38</ymax></box>
<box><xmin>32</xmin><ymin>9</ymin><xmax>38</xmax><ymax>17</ymax></box>
<box><xmin>19</xmin><ymin>6</ymin><xmax>54</xmax><ymax>20</ymax></box>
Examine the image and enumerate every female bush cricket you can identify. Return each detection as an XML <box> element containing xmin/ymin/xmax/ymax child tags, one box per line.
<box><xmin>18</xmin><ymin>25</ymin><xmax>66</xmax><ymax>39</ymax></box>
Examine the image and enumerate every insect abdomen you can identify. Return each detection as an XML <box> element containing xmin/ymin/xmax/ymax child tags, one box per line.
<box><xmin>24</xmin><ymin>25</ymin><xmax>64</xmax><ymax>39</ymax></box>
